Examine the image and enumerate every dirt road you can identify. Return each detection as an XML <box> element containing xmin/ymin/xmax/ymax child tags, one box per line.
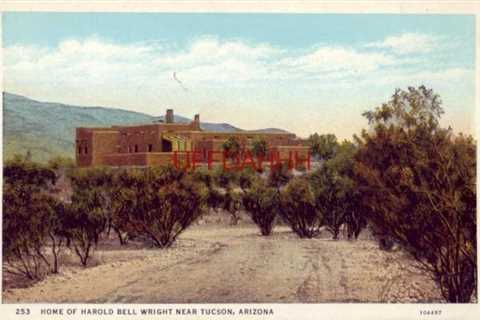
<box><xmin>3</xmin><ymin>226</ymin><xmax>443</xmax><ymax>303</ymax></box>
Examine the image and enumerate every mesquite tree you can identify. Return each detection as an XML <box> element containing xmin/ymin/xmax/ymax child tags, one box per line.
<box><xmin>113</xmin><ymin>167</ymin><xmax>206</xmax><ymax>248</ymax></box>
<box><xmin>3</xmin><ymin>157</ymin><xmax>58</xmax><ymax>279</ymax></box>
<box><xmin>280</xmin><ymin>177</ymin><xmax>322</xmax><ymax>238</ymax></box>
<box><xmin>355</xmin><ymin>86</ymin><xmax>476</xmax><ymax>302</ymax></box>
<box><xmin>66</xmin><ymin>169</ymin><xmax>109</xmax><ymax>267</ymax></box>
<box><xmin>213</xmin><ymin>168</ymin><xmax>242</xmax><ymax>224</ymax></box>
<box><xmin>308</xmin><ymin>133</ymin><xmax>338</xmax><ymax>160</ymax></box>
<box><xmin>222</xmin><ymin>136</ymin><xmax>242</xmax><ymax>161</ymax></box>
<box><xmin>268</xmin><ymin>162</ymin><xmax>292</xmax><ymax>191</ymax></box>
<box><xmin>242</xmin><ymin>178</ymin><xmax>278</xmax><ymax>236</ymax></box>
<box><xmin>309</xmin><ymin>140</ymin><xmax>366</xmax><ymax>240</ymax></box>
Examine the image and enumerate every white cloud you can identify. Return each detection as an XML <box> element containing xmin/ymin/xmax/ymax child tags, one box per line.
<box><xmin>276</xmin><ymin>46</ymin><xmax>396</xmax><ymax>80</ymax></box>
<box><xmin>366</xmin><ymin>33</ymin><xmax>439</xmax><ymax>55</ymax></box>
<box><xmin>3</xmin><ymin>34</ymin><xmax>473</xmax><ymax>136</ymax></box>
<box><xmin>3</xmin><ymin>35</ymin><xmax>435</xmax><ymax>90</ymax></box>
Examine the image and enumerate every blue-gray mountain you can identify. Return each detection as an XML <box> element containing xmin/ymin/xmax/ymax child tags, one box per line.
<box><xmin>3</xmin><ymin>92</ymin><xmax>289</xmax><ymax>162</ymax></box>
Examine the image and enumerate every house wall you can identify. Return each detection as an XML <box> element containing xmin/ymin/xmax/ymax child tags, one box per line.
<box><xmin>75</xmin><ymin>116</ymin><xmax>308</xmax><ymax>168</ymax></box>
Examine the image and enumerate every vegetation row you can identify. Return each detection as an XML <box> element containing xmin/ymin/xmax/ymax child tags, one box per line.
<box><xmin>3</xmin><ymin>86</ymin><xmax>476</xmax><ymax>302</ymax></box>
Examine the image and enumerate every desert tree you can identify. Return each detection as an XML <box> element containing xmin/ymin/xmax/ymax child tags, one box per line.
<box><xmin>310</xmin><ymin>168</ymin><xmax>350</xmax><ymax>240</ymax></box>
<box><xmin>3</xmin><ymin>156</ymin><xmax>58</xmax><ymax>279</ymax></box>
<box><xmin>114</xmin><ymin>167</ymin><xmax>207</xmax><ymax>248</ymax></box>
<box><xmin>308</xmin><ymin>133</ymin><xmax>338</xmax><ymax>160</ymax></box>
<box><xmin>242</xmin><ymin>177</ymin><xmax>279</xmax><ymax>236</ymax></box>
<box><xmin>222</xmin><ymin>136</ymin><xmax>242</xmax><ymax>161</ymax></box>
<box><xmin>192</xmin><ymin>168</ymin><xmax>224</xmax><ymax>213</ymax></box>
<box><xmin>309</xmin><ymin>140</ymin><xmax>366</xmax><ymax>240</ymax></box>
<box><xmin>212</xmin><ymin>167</ymin><xmax>242</xmax><ymax>224</ymax></box>
<box><xmin>280</xmin><ymin>177</ymin><xmax>322</xmax><ymax>238</ymax></box>
<box><xmin>268</xmin><ymin>162</ymin><xmax>293</xmax><ymax>191</ymax></box>
<box><xmin>47</xmin><ymin>156</ymin><xmax>76</xmax><ymax>171</ymax></box>
<box><xmin>43</xmin><ymin>198</ymin><xmax>70</xmax><ymax>273</ymax></box>
<box><xmin>354</xmin><ymin>86</ymin><xmax>476</xmax><ymax>302</ymax></box>
<box><xmin>65</xmin><ymin>168</ymin><xmax>110</xmax><ymax>266</ymax></box>
<box><xmin>239</xmin><ymin>167</ymin><xmax>257</xmax><ymax>191</ymax></box>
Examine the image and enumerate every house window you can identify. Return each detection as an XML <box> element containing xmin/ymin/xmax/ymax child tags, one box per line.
<box><xmin>128</xmin><ymin>146</ymin><xmax>132</xmax><ymax>153</ymax></box>
<box><xmin>78</xmin><ymin>146</ymin><xmax>82</xmax><ymax>154</ymax></box>
<box><xmin>148</xmin><ymin>144</ymin><xmax>153</xmax><ymax>152</ymax></box>
<box><xmin>84</xmin><ymin>147</ymin><xmax>88</xmax><ymax>154</ymax></box>
<box><xmin>134</xmin><ymin>145</ymin><xmax>139</xmax><ymax>153</ymax></box>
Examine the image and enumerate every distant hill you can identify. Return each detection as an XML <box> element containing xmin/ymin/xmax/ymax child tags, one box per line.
<box><xmin>246</xmin><ymin>128</ymin><xmax>290</xmax><ymax>134</ymax></box>
<box><xmin>3</xmin><ymin>92</ymin><xmax>290</xmax><ymax>162</ymax></box>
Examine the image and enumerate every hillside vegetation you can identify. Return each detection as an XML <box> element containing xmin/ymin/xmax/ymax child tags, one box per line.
<box><xmin>3</xmin><ymin>86</ymin><xmax>476</xmax><ymax>303</ymax></box>
<box><xmin>3</xmin><ymin>92</ymin><xmax>288</xmax><ymax>162</ymax></box>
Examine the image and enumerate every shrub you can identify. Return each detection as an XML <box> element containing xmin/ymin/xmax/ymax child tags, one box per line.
<box><xmin>308</xmin><ymin>140</ymin><xmax>367</xmax><ymax>240</ymax></box>
<box><xmin>355</xmin><ymin>86</ymin><xmax>476</xmax><ymax>302</ymax></box>
<box><xmin>41</xmin><ymin>198</ymin><xmax>70</xmax><ymax>273</ymax></box>
<box><xmin>114</xmin><ymin>167</ymin><xmax>206</xmax><ymax>248</ymax></box>
<box><xmin>307</xmin><ymin>133</ymin><xmax>338</xmax><ymax>160</ymax></box>
<box><xmin>3</xmin><ymin>157</ymin><xmax>58</xmax><ymax>279</ymax></box>
<box><xmin>239</xmin><ymin>167</ymin><xmax>257</xmax><ymax>191</ymax></box>
<box><xmin>280</xmin><ymin>177</ymin><xmax>322</xmax><ymax>238</ymax></box>
<box><xmin>211</xmin><ymin>167</ymin><xmax>242</xmax><ymax>223</ymax></box>
<box><xmin>191</xmin><ymin>168</ymin><xmax>223</xmax><ymax>212</ymax></box>
<box><xmin>213</xmin><ymin>166</ymin><xmax>240</xmax><ymax>188</ymax></box>
<box><xmin>222</xmin><ymin>189</ymin><xmax>242</xmax><ymax>225</ymax></box>
<box><xmin>47</xmin><ymin>156</ymin><xmax>76</xmax><ymax>171</ymax></box>
<box><xmin>242</xmin><ymin>178</ymin><xmax>278</xmax><ymax>236</ymax></box>
<box><xmin>268</xmin><ymin>162</ymin><xmax>292</xmax><ymax>190</ymax></box>
<box><xmin>66</xmin><ymin>168</ymin><xmax>110</xmax><ymax>266</ymax></box>
<box><xmin>222</xmin><ymin>136</ymin><xmax>242</xmax><ymax>160</ymax></box>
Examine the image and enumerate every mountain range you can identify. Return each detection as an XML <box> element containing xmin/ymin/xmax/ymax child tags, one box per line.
<box><xmin>3</xmin><ymin>92</ymin><xmax>289</xmax><ymax>162</ymax></box>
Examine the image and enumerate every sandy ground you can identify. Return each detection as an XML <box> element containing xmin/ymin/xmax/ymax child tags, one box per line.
<box><xmin>3</xmin><ymin>221</ymin><xmax>444</xmax><ymax>303</ymax></box>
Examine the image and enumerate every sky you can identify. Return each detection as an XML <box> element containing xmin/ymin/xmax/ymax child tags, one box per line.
<box><xmin>2</xmin><ymin>13</ymin><xmax>476</xmax><ymax>139</ymax></box>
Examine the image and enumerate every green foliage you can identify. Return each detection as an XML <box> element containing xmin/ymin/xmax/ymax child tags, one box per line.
<box><xmin>191</xmin><ymin>167</ymin><xmax>223</xmax><ymax>212</ymax></box>
<box><xmin>4</xmin><ymin>154</ymin><xmax>56</xmax><ymax>186</ymax></box>
<box><xmin>47</xmin><ymin>156</ymin><xmax>76</xmax><ymax>171</ymax></box>
<box><xmin>3</xmin><ymin>92</ymin><xmax>154</xmax><ymax>162</ymax></box>
<box><xmin>239</xmin><ymin>167</ymin><xmax>257</xmax><ymax>191</ymax></box>
<box><xmin>309</xmin><ymin>140</ymin><xmax>366</xmax><ymax>240</ymax></box>
<box><xmin>355</xmin><ymin>86</ymin><xmax>476</xmax><ymax>302</ymax></box>
<box><xmin>310</xmin><ymin>169</ymin><xmax>350</xmax><ymax>240</ymax></box>
<box><xmin>251</xmin><ymin>136</ymin><xmax>268</xmax><ymax>159</ymax></box>
<box><xmin>222</xmin><ymin>189</ymin><xmax>242</xmax><ymax>225</ymax></box>
<box><xmin>280</xmin><ymin>177</ymin><xmax>322</xmax><ymax>238</ymax></box>
<box><xmin>222</xmin><ymin>136</ymin><xmax>242</xmax><ymax>160</ymax></box>
<box><xmin>112</xmin><ymin>167</ymin><xmax>206</xmax><ymax>248</ymax></box>
<box><xmin>213</xmin><ymin>166</ymin><xmax>240</xmax><ymax>189</ymax></box>
<box><xmin>209</xmin><ymin>167</ymin><xmax>243</xmax><ymax>224</ymax></box>
<box><xmin>66</xmin><ymin>168</ymin><xmax>111</xmax><ymax>266</ymax></box>
<box><xmin>242</xmin><ymin>178</ymin><xmax>278</xmax><ymax>236</ymax></box>
<box><xmin>3</xmin><ymin>157</ymin><xmax>60</xmax><ymax>279</ymax></box>
<box><xmin>308</xmin><ymin>133</ymin><xmax>338</xmax><ymax>160</ymax></box>
<box><xmin>268</xmin><ymin>162</ymin><xmax>293</xmax><ymax>189</ymax></box>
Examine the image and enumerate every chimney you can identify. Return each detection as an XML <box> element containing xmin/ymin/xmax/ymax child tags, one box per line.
<box><xmin>194</xmin><ymin>114</ymin><xmax>200</xmax><ymax>124</ymax></box>
<box><xmin>166</xmin><ymin>109</ymin><xmax>174</xmax><ymax>123</ymax></box>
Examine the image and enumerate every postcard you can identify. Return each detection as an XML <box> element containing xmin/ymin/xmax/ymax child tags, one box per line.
<box><xmin>1</xmin><ymin>1</ymin><xmax>479</xmax><ymax>319</ymax></box>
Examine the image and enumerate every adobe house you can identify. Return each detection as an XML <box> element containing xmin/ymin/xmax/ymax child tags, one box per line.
<box><xmin>76</xmin><ymin>109</ymin><xmax>309</xmax><ymax>168</ymax></box>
